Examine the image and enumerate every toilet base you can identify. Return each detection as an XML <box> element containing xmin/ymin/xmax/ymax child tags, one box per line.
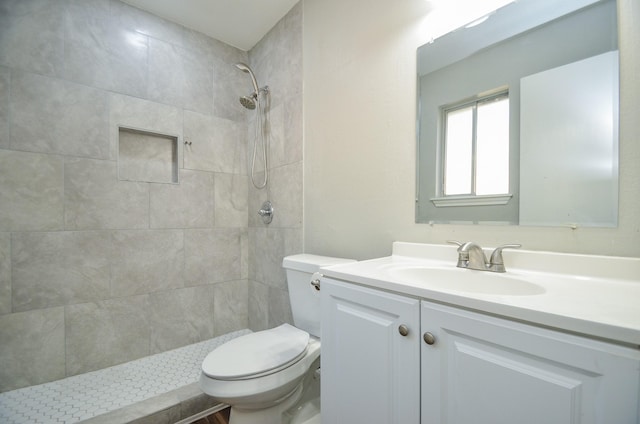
<box><xmin>288</xmin><ymin>397</ymin><xmax>320</xmax><ymax>424</ymax></box>
<box><xmin>229</xmin><ymin>384</ymin><xmax>303</xmax><ymax>424</ymax></box>
<box><xmin>228</xmin><ymin>359</ymin><xmax>321</xmax><ymax>424</ymax></box>
<box><xmin>285</xmin><ymin>364</ymin><xmax>321</xmax><ymax>424</ymax></box>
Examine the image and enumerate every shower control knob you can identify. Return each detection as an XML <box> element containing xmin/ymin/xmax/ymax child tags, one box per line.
<box><xmin>398</xmin><ymin>325</ymin><xmax>410</xmax><ymax>337</ymax></box>
<box><xmin>258</xmin><ymin>201</ymin><xmax>273</xmax><ymax>224</ymax></box>
<box><xmin>423</xmin><ymin>332</ymin><xmax>436</xmax><ymax>345</ymax></box>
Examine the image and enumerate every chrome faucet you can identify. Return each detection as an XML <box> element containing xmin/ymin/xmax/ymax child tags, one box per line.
<box><xmin>448</xmin><ymin>241</ymin><xmax>521</xmax><ymax>273</ymax></box>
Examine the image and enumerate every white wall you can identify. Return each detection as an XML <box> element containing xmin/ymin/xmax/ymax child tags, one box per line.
<box><xmin>303</xmin><ymin>0</ymin><xmax>640</xmax><ymax>260</ymax></box>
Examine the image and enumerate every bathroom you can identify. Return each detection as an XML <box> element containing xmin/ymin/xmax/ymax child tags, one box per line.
<box><xmin>0</xmin><ymin>0</ymin><xmax>638</xmax><ymax>422</ymax></box>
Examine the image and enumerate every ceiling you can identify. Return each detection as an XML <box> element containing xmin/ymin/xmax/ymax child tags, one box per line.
<box><xmin>121</xmin><ymin>0</ymin><xmax>299</xmax><ymax>51</ymax></box>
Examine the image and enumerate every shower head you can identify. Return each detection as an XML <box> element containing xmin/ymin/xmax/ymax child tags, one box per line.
<box><xmin>239</xmin><ymin>93</ymin><xmax>257</xmax><ymax>110</ymax></box>
<box><xmin>235</xmin><ymin>62</ymin><xmax>260</xmax><ymax>95</ymax></box>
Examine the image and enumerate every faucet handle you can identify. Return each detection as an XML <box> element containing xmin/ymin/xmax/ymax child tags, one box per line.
<box><xmin>488</xmin><ymin>244</ymin><xmax>521</xmax><ymax>272</ymax></box>
<box><xmin>446</xmin><ymin>240</ymin><xmax>468</xmax><ymax>267</ymax></box>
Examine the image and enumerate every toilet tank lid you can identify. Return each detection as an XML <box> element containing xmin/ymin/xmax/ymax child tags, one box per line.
<box><xmin>282</xmin><ymin>254</ymin><xmax>356</xmax><ymax>273</ymax></box>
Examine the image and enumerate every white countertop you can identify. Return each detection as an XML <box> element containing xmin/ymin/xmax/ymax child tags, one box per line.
<box><xmin>320</xmin><ymin>242</ymin><xmax>640</xmax><ymax>347</ymax></box>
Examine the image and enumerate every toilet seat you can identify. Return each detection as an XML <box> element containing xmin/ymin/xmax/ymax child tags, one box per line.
<box><xmin>202</xmin><ymin>324</ymin><xmax>310</xmax><ymax>381</ymax></box>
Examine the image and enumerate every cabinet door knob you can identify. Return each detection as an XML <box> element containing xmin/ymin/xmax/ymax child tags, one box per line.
<box><xmin>398</xmin><ymin>324</ymin><xmax>409</xmax><ymax>337</ymax></box>
<box><xmin>423</xmin><ymin>332</ymin><xmax>436</xmax><ymax>345</ymax></box>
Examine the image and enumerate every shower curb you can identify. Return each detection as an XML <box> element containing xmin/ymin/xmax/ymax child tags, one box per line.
<box><xmin>0</xmin><ymin>329</ymin><xmax>251</xmax><ymax>424</ymax></box>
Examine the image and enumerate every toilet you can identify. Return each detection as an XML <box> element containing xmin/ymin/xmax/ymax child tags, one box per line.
<box><xmin>200</xmin><ymin>254</ymin><xmax>355</xmax><ymax>424</ymax></box>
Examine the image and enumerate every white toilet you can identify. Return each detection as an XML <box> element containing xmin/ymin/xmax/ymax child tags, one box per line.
<box><xmin>200</xmin><ymin>254</ymin><xmax>355</xmax><ymax>424</ymax></box>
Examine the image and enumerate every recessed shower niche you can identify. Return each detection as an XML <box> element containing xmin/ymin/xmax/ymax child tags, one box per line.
<box><xmin>118</xmin><ymin>126</ymin><xmax>179</xmax><ymax>184</ymax></box>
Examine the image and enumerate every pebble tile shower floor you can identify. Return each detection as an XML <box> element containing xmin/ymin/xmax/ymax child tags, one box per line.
<box><xmin>0</xmin><ymin>330</ymin><xmax>250</xmax><ymax>424</ymax></box>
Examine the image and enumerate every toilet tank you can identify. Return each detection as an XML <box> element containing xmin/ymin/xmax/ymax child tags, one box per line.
<box><xmin>282</xmin><ymin>254</ymin><xmax>356</xmax><ymax>338</ymax></box>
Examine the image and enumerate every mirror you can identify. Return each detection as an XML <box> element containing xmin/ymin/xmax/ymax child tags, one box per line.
<box><xmin>416</xmin><ymin>0</ymin><xmax>618</xmax><ymax>227</ymax></box>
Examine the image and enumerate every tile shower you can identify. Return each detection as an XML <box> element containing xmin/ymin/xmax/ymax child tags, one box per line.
<box><xmin>0</xmin><ymin>0</ymin><xmax>302</xmax><ymax>395</ymax></box>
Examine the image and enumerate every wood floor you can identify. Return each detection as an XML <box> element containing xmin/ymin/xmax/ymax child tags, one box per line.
<box><xmin>189</xmin><ymin>407</ymin><xmax>230</xmax><ymax>424</ymax></box>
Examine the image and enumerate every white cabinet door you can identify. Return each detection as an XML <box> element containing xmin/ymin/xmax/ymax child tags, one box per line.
<box><xmin>321</xmin><ymin>278</ymin><xmax>420</xmax><ymax>424</ymax></box>
<box><xmin>421</xmin><ymin>301</ymin><xmax>640</xmax><ymax>424</ymax></box>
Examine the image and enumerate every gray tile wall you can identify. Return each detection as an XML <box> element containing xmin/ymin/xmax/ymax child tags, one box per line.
<box><xmin>0</xmin><ymin>0</ymin><xmax>302</xmax><ymax>393</ymax></box>
<box><xmin>247</xmin><ymin>3</ymin><xmax>304</xmax><ymax>332</ymax></box>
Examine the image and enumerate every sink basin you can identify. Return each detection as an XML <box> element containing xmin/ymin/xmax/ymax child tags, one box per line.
<box><xmin>387</xmin><ymin>266</ymin><xmax>545</xmax><ymax>296</ymax></box>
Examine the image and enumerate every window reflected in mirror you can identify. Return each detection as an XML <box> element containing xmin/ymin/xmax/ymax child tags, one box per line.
<box><xmin>443</xmin><ymin>92</ymin><xmax>510</xmax><ymax>197</ymax></box>
<box><xmin>416</xmin><ymin>0</ymin><xmax>618</xmax><ymax>227</ymax></box>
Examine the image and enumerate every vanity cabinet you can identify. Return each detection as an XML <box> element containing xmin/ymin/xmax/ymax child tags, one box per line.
<box><xmin>421</xmin><ymin>301</ymin><xmax>640</xmax><ymax>424</ymax></box>
<box><xmin>320</xmin><ymin>277</ymin><xmax>420</xmax><ymax>424</ymax></box>
<box><xmin>321</xmin><ymin>277</ymin><xmax>640</xmax><ymax>424</ymax></box>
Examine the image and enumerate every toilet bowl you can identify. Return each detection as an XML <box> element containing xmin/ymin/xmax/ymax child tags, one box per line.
<box><xmin>200</xmin><ymin>324</ymin><xmax>320</xmax><ymax>410</ymax></box>
<box><xmin>200</xmin><ymin>254</ymin><xmax>355</xmax><ymax>424</ymax></box>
